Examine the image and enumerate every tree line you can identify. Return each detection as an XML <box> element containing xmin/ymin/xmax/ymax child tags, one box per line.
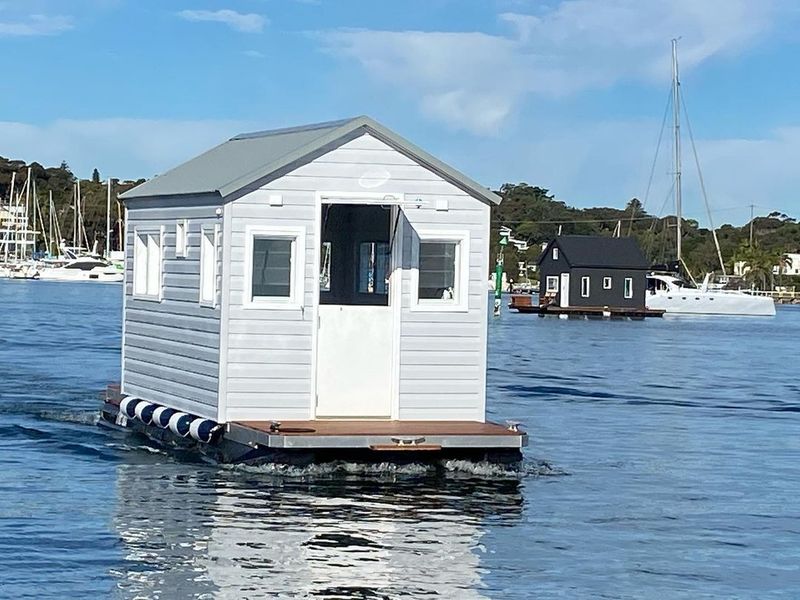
<box><xmin>0</xmin><ymin>157</ymin><xmax>144</xmax><ymax>252</ymax></box>
<box><xmin>491</xmin><ymin>183</ymin><xmax>800</xmax><ymax>288</ymax></box>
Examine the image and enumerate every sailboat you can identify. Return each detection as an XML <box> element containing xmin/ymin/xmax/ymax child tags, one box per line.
<box><xmin>644</xmin><ymin>40</ymin><xmax>775</xmax><ymax>317</ymax></box>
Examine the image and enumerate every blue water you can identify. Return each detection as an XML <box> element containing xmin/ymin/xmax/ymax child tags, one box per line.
<box><xmin>1</xmin><ymin>281</ymin><xmax>798</xmax><ymax>599</ymax></box>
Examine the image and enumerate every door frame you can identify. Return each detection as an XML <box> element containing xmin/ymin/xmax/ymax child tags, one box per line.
<box><xmin>311</xmin><ymin>191</ymin><xmax>405</xmax><ymax>420</ymax></box>
<box><xmin>560</xmin><ymin>272</ymin><xmax>570</xmax><ymax>308</ymax></box>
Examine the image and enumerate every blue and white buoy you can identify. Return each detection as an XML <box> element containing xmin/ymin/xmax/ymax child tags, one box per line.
<box><xmin>119</xmin><ymin>396</ymin><xmax>142</xmax><ymax>419</ymax></box>
<box><xmin>133</xmin><ymin>401</ymin><xmax>157</xmax><ymax>425</ymax></box>
<box><xmin>188</xmin><ymin>419</ymin><xmax>222</xmax><ymax>443</ymax></box>
<box><xmin>167</xmin><ymin>412</ymin><xmax>194</xmax><ymax>437</ymax></box>
<box><xmin>151</xmin><ymin>406</ymin><xmax>177</xmax><ymax>429</ymax></box>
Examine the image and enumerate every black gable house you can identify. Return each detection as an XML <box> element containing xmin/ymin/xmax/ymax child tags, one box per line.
<box><xmin>537</xmin><ymin>236</ymin><xmax>649</xmax><ymax>309</ymax></box>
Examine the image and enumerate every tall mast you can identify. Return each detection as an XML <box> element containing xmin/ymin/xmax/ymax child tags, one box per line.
<box><xmin>672</xmin><ymin>38</ymin><xmax>682</xmax><ymax>263</ymax></box>
<box><xmin>4</xmin><ymin>171</ymin><xmax>15</xmax><ymax>262</ymax></box>
<box><xmin>106</xmin><ymin>178</ymin><xmax>112</xmax><ymax>258</ymax></box>
<box><xmin>24</xmin><ymin>167</ymin><xmax>31</xmax><ymax>260</ymax></box>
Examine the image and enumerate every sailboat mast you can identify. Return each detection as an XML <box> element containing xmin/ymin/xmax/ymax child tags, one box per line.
<box><xmin>672</xmin><ymin>38</ymin><xmax>682</xmax><ymax>263</ymax></box>
<box><xmin>106</xmin><ymin>178</ymin><xmax>112</xmax><ymax>258</ymax></box>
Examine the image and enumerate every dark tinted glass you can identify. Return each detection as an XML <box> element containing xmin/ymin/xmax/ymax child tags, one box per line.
<box><xmin>252</xmin><ymin>238</ymin><xmax>291</xmax><ymax>297</ymax></box>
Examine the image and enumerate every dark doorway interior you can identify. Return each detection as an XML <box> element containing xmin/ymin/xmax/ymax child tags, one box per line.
<box><xmin>319</xmin><ymin>204</ymin><xmax>392</xmax><ymax>306</ymax></box>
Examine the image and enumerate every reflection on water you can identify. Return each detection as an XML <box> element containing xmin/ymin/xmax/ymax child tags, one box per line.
<box><xmin>112</xmin><ymin>463</ymin><xmax>523</xmax><ymax>599</ymax></box>
<box><xmin>4</xmin><ymin>283</ymin><xmax>800</xmax><ymax>598</ymax></box>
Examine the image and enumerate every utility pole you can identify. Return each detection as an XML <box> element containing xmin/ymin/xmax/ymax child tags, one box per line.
<box><xmin>749</xmin><ymin>204</ymin><xmax>755</xmax><ymax>247</ymax></box>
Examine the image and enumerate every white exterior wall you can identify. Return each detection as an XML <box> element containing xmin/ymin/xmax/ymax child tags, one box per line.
<box><xmin>123</xmin><ymin>198</ymin><xmax>222</xmax><ymax>420</ymax></box>
<box><xmin>222</xmin><ymin>133</ymin><xmax>489</xmax><ymax>422</ymax></box>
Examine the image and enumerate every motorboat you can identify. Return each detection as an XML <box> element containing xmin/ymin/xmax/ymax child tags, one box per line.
<box><xmin>37</xmin><ymin>256</ymin><xmax>124</xmax><ymax>282</ymax></box>
<box><xmin>646</xmin><ymin>272</ymin><xmax>775</xmax><ymax>316</ymax></box>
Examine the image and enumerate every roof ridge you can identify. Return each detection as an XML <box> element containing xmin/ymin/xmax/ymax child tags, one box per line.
<box><xmin>230</xmin><ymin>116</ymin><xmax>363</xmax><ymax>141</ymax></box>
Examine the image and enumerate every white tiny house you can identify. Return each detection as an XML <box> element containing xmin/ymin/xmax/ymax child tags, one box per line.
<box><xmin>120</xmin><ymin>116</ymin><xmax>501</xmax><ymax>426</ymax></box>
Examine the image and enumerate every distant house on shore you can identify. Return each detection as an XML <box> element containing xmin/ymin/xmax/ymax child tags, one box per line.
<box><xmin>537</xmin><ymin>236</ymin><xmax>649</xmax><ymax>309</ymax></box>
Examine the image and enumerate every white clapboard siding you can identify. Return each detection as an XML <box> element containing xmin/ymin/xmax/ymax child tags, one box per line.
<box><xmin>122</xmin><ymin>198</ymin><xmax>222</xmax><ymax>420</ymax></box>
<box><xmin>222</xmin><ymin>133</ymin><xmax>489</xmax><ymax>422</ymax></box>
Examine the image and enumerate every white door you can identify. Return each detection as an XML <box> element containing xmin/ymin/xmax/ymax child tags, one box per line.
<box><xmin>315</xmin><ymin>305</ymin><xmax>393</xmax><ymax>417</ymax></box>
<box><xmin>560</xmin><ymin>273</ymin><xmax>570</xmax><ymax>307</ymax></box>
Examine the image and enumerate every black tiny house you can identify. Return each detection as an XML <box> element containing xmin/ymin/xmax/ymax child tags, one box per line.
<box><xmin>537</xmin><ymin>236</ymin><xmax>649</xmax><ymax>309</ymax></box>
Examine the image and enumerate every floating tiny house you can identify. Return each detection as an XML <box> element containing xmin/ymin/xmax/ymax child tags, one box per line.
<box><xmin>106</xmin><ymin>116</ymin><xmax>525</xmax><ymax>463</ymax></box>
<box><xmin>509</xmin><ymin>235</ymin><xmax>662</xmax><ymax>318</ymax></box>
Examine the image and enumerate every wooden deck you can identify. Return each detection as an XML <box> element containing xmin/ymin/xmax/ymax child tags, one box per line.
<box><xmin>237</xmin><ymin>420</ymin><xmax>520</xmax><ymax>437</ymax></box>
<box><xmin>508</xmin><ymin>295</ymin><xmax>664</xmax><ymax>318</ymax></box>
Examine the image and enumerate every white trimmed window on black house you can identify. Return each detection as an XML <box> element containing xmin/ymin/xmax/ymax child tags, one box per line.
<box><xmin>581</xmin><ymin>276</ymin><xmax>590</xmax><ymax>297</ymax></box>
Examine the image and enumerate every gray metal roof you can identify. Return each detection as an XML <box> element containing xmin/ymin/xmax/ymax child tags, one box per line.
<box><xmin>540</xmin><ymin>235</ymin><xmax>649</xmax><ymax>269</ymax></box>
<box><xmin>120</xmin><ymin>116</ymin><xmax>501</xmax><ymax>205</ymax></box>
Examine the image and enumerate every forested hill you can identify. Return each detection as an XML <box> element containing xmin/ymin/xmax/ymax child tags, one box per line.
<box><xmin>491</xmin><ymin>183</ymin><xmax>800</xmax><ymax>277</ymax></box>
<box><xmin>2</xmin><ymin>157</ymin><xmax>798</xmax><ymax>278</ymax></box>
<box><xmin>0</xmin><ymin>157</ymin><xmax>144</xmax><ymax>251</ymax></box>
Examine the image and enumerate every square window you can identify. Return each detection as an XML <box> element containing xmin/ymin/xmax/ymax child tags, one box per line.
<box><xmin>412</xmin><ymin>231</ymin><xmax>469</xmax><ymax>311</ymax></box>
<box><xmin>603</xmin><ymin>276</ymin><xmax>612</xmax><ymax>289</ymax></box>
<box><xmin>546</xmin><ymin>276</ymin><xmax>559</xmax><ymax>292</ymax></box>
<box><xmin>252</xmin><ymin>238</ymin><xmax>292</xmax><ymax>298</ymax></box>
<box><xmin>624</xmin><ymin>277</ymin><xmax>633</xmax><ymax>299</ymax></box>
<box><xmin>133</xmin><ymin>229</ymin><xmax>162</xmax><ymax>300</ymax></box>
<box><xmin>419</xmin><ymin>241</ymin><xmax>457</xmax><ymax>300</ymax></box>
<box><xmin>581</xmin><ymin>276</ymin><xmax>590</xmax><ymax>297</ymax></box>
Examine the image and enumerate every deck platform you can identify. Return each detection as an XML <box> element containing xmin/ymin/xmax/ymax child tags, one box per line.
<box><xmin>229</xmin><ymin>419</ymin><xmax>525</xmax><ymax>450</ymax></box>
<box><xmin>508</xmin><ymin>295</ymin><xmax>664</xmax><ymax>318</ymax></box>
<box><xmin>100</xmin><ymin>386</ymin><xmax>526</xmax><ymax>465</ymax></box>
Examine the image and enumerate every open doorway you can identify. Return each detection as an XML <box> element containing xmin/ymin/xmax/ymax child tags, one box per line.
<box><xmin>315</xmin><ymin>204</ymin><xmax>395</xmax><ymax>418</ymax></box>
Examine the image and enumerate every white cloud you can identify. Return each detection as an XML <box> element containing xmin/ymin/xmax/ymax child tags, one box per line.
<box><xmin>321</xmin><ymin>0</ymin><xmax>785</xmax><ymax>134</ymax></box>
<box><xmin>0</xmin><ymin>118</ymin><xmax>250</xmax><ymax>180</ymax></box>
<box><xmin>0</xmin><ymin>13</ymin><xmax>73</xmax><ymax>36</ymax></box>
<box><xmin>177</xmin><ymin>9</ymin><xmax>267</xmax><ymax>33</ymax></box>
<box><xmin>243</xmin><ymin>49</ymin><xmax>265</xmax><ymax>58</ymax></box>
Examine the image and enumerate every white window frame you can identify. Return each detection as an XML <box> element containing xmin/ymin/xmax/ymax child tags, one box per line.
<box><xmin>546</xmin><ymin>276</ymin><xmax>559</xmax><ymax>292</ymax></box>
<box><xmin>603</xmin><ymin>276</ymin><xmax>612</xmax><ymax>290</ymax></box>
<box><xmin>552</xmin><ymin>247</ymin><xmax>559</xmax><ymax>260</ymax></box>
<box><xmin>410</xmin><ymin>229</ymin><xmax>470</xmax><ymax>313</ymax></box>
<box><xmin>132</xmin><ymin>227</ymin><xmax>163</xmax><ymax>302</ymax></box>
<box><xmin>243</xmin><ymin>225</ymin><xmax>306</xmax><ymax>310</ymax></box>
<box><xmin>624</xmin><ymin>277</ymin><xmax>633</xmax><ymax>299</ymax></box>
<box><xmin>199</xmin><ymin>224</ymin><xmax>219</xmax><ymax>308</ymax></box>
<box><xmin>175</xmin><ymin>219</ymin><xmax>188</xmax><ymax>258</ymax></box>
<box><xmin>581</xmin><ymin>276</ymin><xmax>590</xmax><ymax>298</ymax></box>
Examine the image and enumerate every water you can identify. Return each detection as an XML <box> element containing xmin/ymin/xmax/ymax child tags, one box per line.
<box><xmin>1</xmin><ymin>281</ymin><xmax>798</xmax><ymax>599</ymax></box>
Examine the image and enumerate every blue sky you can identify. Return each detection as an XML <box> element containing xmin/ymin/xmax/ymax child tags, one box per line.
<box><xmin>2</xmin><ymin>0</ymin><xmax>799</xmax><ymax>226</ymax></box>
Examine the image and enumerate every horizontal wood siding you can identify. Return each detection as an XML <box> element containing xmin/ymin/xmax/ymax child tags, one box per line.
<box><xmin>399</xmin><ymin>194</ymin><xmax>489</xmax><ymax>422</ymax></box>
<box><xmin>122</xmin><ymin>199</ymin><xmax>222</xmax><ymax>419</ymax></box>
<box><xmin>224</xmin><ymin>133</ymin><xmax>487</xmax><ymax>422</ymax></box>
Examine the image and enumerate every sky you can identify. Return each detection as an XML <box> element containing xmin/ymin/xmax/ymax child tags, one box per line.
<box><xmin>1</xmin><ymin>0</ymin><xmax>799</xmax><ymax>226</ymax></box>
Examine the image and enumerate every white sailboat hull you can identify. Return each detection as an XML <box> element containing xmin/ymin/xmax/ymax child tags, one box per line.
<box><xmin>646</xmin><ymin>290</ymin><xmax>775</xmax><ymax>316</ymax></box>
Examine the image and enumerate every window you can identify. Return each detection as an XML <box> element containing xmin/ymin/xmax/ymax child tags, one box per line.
<box><xmin>319</xmin><ymin>241</ymin><xmax>332</xmax><ymax>292</ymax></box>
<box><xmin>552</xmin><ymin>247</ymin><xmax>559</xmax><ymax>260</ymax></box>
<box><xmin>603</xmin><ymin>276</ymin><xmax>612</xmax><ymax>290</ymax></box>
<box><xmin>133</xmin><ymin>229</ymin><xmax>163</xmax><ymax>300</ymax></box>
<box><xmin>412</xmin><ymin>231</ymin><xmax>469</xmax><ymax>311</ymax></box>
<box><xmin>175</xmin><ymin>220</ymin><xmax>188</xmax><ymax>258</ymax></box>
<box><xmin>199</xmin><ymin>226</ymin><xmax>218</xmax><ymax>306</ymax></box>
<box><xmin>245</xmin><ymin>227</ymin><xmax>305</xmax><ymax>308</ymax></box>
<box><xmin>581</xmin><ymin>276</ymin><xmax>590</xmax><ymax>298</ymax></box>
<box><xmin>546</xmin><ymin>276</ymin><xmax>559</xmax><ymax>292</ymax></box>
<box><xmin>358</xmin><ymin>241</ymin><xmax>390</xmax><ymax>294</ymax></box>
<box><xmin>624</xmin><ymin>277</ymin><xmax>633</xmax><ymax>299</ymax></box>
